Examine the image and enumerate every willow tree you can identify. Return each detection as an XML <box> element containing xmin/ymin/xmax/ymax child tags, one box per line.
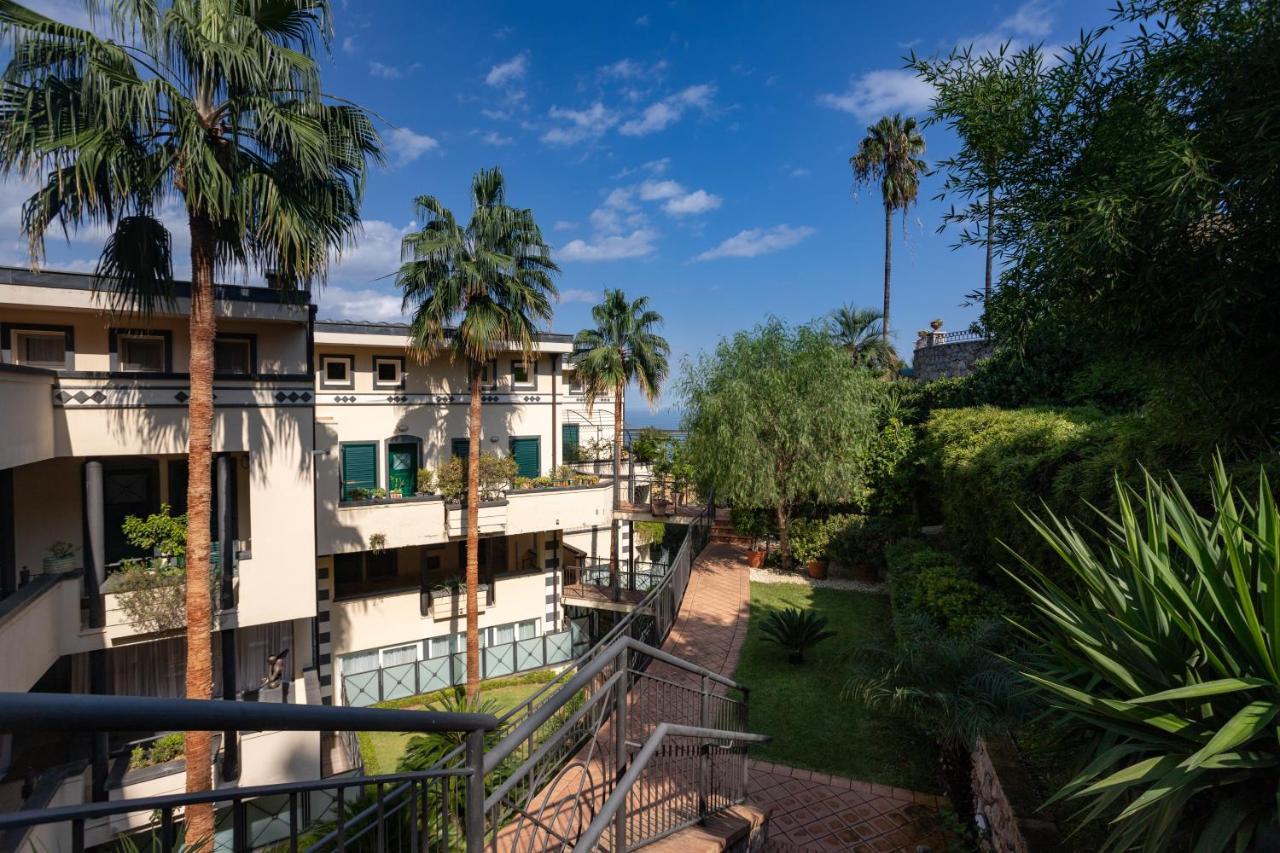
<box><xmin>573</xmin><ymin>290</ymin><xmax>669</xmax><ymax>594</ymax></box>
<box><xmin>0</xmin><ymin>0</ymin><xmax>379</xmax><ymax>840</ymax></box>
<box><xmin>851</xmin><ymin>115</ymin><xmax>926</xmax><ymax>345</ymax></box>
<box><xmin>398</xmin><ymin>168</ymin><xmax>558</xmax><ymax>699</ymax></box>
<box><xmin>681</xmin><ymin>321</ymin><xmax>879</xmax><ymax>569</ymax></box>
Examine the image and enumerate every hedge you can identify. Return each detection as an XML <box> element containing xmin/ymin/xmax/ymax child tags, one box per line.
<box><xmin>885</xmin><ymin>539</ymin><xmax>1007</xmax><ymax>635</ymax></box>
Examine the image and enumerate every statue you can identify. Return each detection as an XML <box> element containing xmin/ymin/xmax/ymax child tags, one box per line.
<box><xmin>261</xmin><ymin>649</ymin><xmax>289</xmax><ymax>689</ymax></box>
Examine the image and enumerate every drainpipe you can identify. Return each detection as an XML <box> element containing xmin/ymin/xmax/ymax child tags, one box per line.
<box><xmin>550</xmin><ymin>354</ymin><xmax>559</xmax><ymax>470</ymax></box>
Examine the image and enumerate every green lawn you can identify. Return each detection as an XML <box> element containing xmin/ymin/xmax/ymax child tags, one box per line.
<box><xmin>732</xmin><ymin>582</ymin><xmax>941</xmax><ymax>792</ymax></box>
<box><xmin>357</xmin><ymin>673</ymin><xmax>555</xmax><ymax>774</ymax></box>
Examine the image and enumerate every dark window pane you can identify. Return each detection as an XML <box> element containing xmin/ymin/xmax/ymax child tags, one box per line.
<box><xmin>366</xmin><ymin>551</ymin><xmax>397</xmax><ymax>580</ymax></box>
<box><xmin>335</xmin><ymin>553</ymin><xmax>362</xmax><ymax>586</ymax></box>
<box><xmin>215</xmin><ymin>340</ymin><xmax>251</xmax><ymax>374</ymax></box>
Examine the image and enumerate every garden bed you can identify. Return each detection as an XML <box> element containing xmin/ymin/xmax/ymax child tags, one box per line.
<box><xmin>732</xmin><ymin>581</ymin><xmax>940</xmax><ymax>792</ymax></box>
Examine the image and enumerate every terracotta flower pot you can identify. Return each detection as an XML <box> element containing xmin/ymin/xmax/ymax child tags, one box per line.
<box><xmin>747</xmin><ymin>550</ymin><xmax>765</xmax><ymax>569</ymax></box>
<box><xmin>806</xmin><ymin>559</ymin><xmax>829</xmax><ymax>580</ymax></box>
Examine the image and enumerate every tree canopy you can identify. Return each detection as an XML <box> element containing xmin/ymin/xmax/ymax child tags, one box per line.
<box><xmin>680</xmin><ymin>321</ymin><xmax>881</xmax><ymax>566</ymax></box>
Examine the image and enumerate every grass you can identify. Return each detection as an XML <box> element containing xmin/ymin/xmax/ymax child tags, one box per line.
<box><xmin>732</xmin><ymin>581</ymin><xmax>941</xmax><ymax>793</ymax></box>
<box><xmin>357</xmin><ymin>671</ymin><xmax>556</xmax><ymax>774</ymax></box>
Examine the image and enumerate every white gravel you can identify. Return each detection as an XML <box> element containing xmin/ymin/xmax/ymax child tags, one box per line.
<box><xmin>748</xmin><ymin>567</ymin><xmax>887</xmax><ymax>594</ymax></box>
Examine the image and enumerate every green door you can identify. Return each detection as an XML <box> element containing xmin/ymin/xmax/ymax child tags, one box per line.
<box><xmin>341</xmin><ymin>442</ymin><xmax>377</xmax><ymax>500</ymax></box>
<box><xmin>561</xmin><ymin>424</ymin><xmax>580</xmax><ymax>462</ymax></box>
<box><xmin>387</xmin><ymin>442</ymin><xmax>418</xmax><ymax>495</ymax></box>
<box><xmin>509</xmin><ymin>437</ymin><xmax>540</xmax><ymax>479</ymax></box>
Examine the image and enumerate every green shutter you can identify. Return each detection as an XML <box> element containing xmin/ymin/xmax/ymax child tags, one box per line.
<box><xmin>510</xmin><ymin>437</ymin><xmax>540</xmax><ymax>478</ymax></box>
<box><xmin>451</xmin><ymin>438</ymin><xmax>470</xmax><ymax>459</ymax></box>
<box><xmin>341</xmin><ymin>443</ymin><xmax>377</xmax><ymax>499</ymax></box>
<box><xmin>561</xmin><ymin>424</ymin><xmax>580</xmax><ymax>462</ymax></box>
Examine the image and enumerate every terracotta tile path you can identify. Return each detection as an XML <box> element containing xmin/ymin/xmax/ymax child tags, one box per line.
<box><xmin>666</xmin><ymin>543</ymin><xmax>948</xmax><ymax>852</ymax></box>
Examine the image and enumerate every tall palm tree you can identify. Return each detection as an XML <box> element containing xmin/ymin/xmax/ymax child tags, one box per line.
<box><xmin>573</xmin><ymin>291</ymin><xmax>669</xmax><ymax>596</ymax></box>
<box><xmin>851</xmin><ymin>114</ymin><xmax>927</xmax><ymax>347</ymax></box>
<box><xmin>398</xmin><ymin>168</ymin><xmax>558</xmax><ymax>700</ymax></box>
<box><xmin>0</xmin><ymin>0</ymin><xmax>379</xmax><ymax>841</ymax></box>
<box><xmin>828</xmin><ymin>304</ymin><xmax>898</xmax><ymax>371</ymax></box>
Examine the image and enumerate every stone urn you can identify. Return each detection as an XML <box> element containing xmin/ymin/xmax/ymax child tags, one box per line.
<box><xmin>930</xmin><ymin>318</ymin><xmax>944</xmax><ymax>331</ymax></box>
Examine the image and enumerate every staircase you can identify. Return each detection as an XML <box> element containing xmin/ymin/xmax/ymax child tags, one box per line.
<box><xmin>710</xmin><ymin>516</ymin><xmax>753</xmax><ymax>548</ymax></box>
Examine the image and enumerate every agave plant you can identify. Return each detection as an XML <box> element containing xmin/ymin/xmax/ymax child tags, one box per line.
<box><xmin>1011</xmin><ymin>460</ymin><xmax>1280</xmax><ymax>852</ymax></box>
<box><xmin>760</xmin><ymin>608</ymin><xmax>837</xmax><ymax>664</ymax></box>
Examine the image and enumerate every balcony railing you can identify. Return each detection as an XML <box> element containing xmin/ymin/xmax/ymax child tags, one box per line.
<box><xmin>0</xmin><ymin>692</ymin><xmax>497</xmax><ymax>853</ymax></box>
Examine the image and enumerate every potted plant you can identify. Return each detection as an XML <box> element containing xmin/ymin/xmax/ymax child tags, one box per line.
<box><xmin>829</xmin><ymin>515</ymin><xmax>895</xmax><ymax>583</ymax></box>
<box><xmin>368</xmin><ymin>532</ymin><xmax>387</xmax><ymax>555</ymax></box>
<box><xmin>791</xmin><ymin>518</ymin><xmax>830</xmax><ymax>580</ymax></box>
<box><xmin>731</xmin><ymin>507</ymin><xmax>770</xmax><ymax>568</ymax></box>
<box><xmin>43</xmin><ymin>541</ymin><xmax>78</xmax><ymax>574</ymax></box>
<box><xmin>347</xmin><ymin>487</ymin><xmax>369</xmax><ymax>501</ymax></box>
<box><xmin>371</xmin><ymin>487</ymin><xmax>388</xmax><ymax>500</ymax></box>
<box><xmin>415</xmin><ymin>468</ymin><xmax>435</xmax><ymax>496</ymax></box>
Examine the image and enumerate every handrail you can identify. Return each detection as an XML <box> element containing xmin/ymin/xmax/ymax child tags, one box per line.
<box><xmin>572</xmin><ymin>723</ymin><xmax>771</xmax><ymax>852</ymax></box>
<box><xmin>0</xmin><ymin>691</ymin><xmax>498</xmax><ymax>734</ymax></box>
<box><xmin>483</xmin><ymin>634</ymin><xmax>748</xmax><ymax>775</ymax></box>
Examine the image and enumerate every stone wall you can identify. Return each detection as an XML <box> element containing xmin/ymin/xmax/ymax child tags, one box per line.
<box><xmin>971</xmin><ymin>736</ymin><xmax>1063</xmax><ymax>853</ymax></box>
<box><xmin>912</xmin><ymin>337</ymin><xmax>994</xmax><ymax>382</ymax></box>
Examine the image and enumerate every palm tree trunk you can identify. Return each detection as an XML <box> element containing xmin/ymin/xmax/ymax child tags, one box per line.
<box><xmin>183</xmin><ymin>211</ymin><xmax>216</xmax><ymax>846</ymax></box>
<box><xmin>465</xmin><ymin>361</ymin><xmax>482</xmax><ymax>701</ymax></box>
<box><xmin>882</xmin><ymin>202</ymin><xmax>893</xmax><ymax>348</ymax></box>
<box><xmin>985</xmin><ymin>183</ymin><xmax>995</xmax><ymax>336</ymax></box>
<box><xmin>609</xmin><ymin>380</ymin><xmax>622</xmax><ymax>600</ymax></box>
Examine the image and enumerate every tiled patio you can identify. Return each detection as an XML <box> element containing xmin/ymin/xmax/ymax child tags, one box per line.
<box><xmin>661</xmin><ymin>542</ymin><xmax>947</xmax><ymax>852</ymax></box>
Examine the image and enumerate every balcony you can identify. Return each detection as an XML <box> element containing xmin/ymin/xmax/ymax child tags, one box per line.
<box><xmin>562</xmin><ymin>560</ymin><xmax>670</xmax><ymax>608</ymax></box>
<box><xmin>323</xmin><ymin>493</ymin><xmax>447</xmax><ymax>555</ymax></box>
<box><xmin>445</xmin><ymin>499</ymin><xmax>508</xmax><ymax>537</ymax></box>
<box><xmin>0</xmin><ymin>364</ymin><xmax>56</xmax><ymax>468</ymax></box>
<box><xmin>0</xmin><ymin>570</ymin><xmax>81</xmax><ymax>692</ymax></box>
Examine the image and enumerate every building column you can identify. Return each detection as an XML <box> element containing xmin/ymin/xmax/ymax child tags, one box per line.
<box><xmin>0</xmin><ymin>468</ymin><xmax>14</xmax><ymax>597</ymax></box>
<box><xmin>219</xmin><ymin>628</ymin><xmax>240</xmax><ymax>781</ymax></box>
<box><xmin>83</xmin><ymin>461</ymin><xmax>105</xmax><ymax>629</ymax></box>
<box><xmin>216</xmin><ymin>455</ymin><xmax>235</xmax><ymax>611</ymax></box>
<box><xmin>89</xmin><ymin>649</ymin><xmax>108</xmax><ymax>801</ymax></box>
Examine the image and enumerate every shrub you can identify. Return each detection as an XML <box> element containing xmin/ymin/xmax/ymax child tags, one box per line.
<box><xmin>864</xmin><ymin>416</ymin><xmax>917</xmax><ymax>516</ymax></box>
<box><xmin>886</xmin><ymin>540</ymin><xmax>1007</xmax><ymax>635</ymax></box>
<box><xmin>827</xmin><ymin>514</ymin><xmax>907</xmax><ymax>574</ymax></box>
<box><xmin>787</xmin><ymin>518</ymin><xmax>831</xmax><ymax>564</ymax></box>
<box><xmin>435</xmin><ymin>457</ymin><xmax>465</xmax><ymax>501</ymax></box>
<box><xmin>129</xmin><ymin>732</ymin><xmax>185</xmax><ymax>769</ymax></box>
<box><xmin>759</xmin><ymin>608</ymin><xmax>836</xmax><ymax>664</ymax></box>
<box><xmin>729</xmin><ymin>506</ymin><xmax>773</xmax><ymax>541</ymax></box>
<box><xmin>121</xmin><ymin>504</ymin><xmax>187</xmax><ymax>557</ymax></box>
<box><xmin>478</xmin><ymin>452</ymin><xmax>518</xmax><ymax>499</ymax></box>
<box><xmin>415</xmin><ymin>468</ymin><xmax>435</xmax><ymax>494</ymax></box>
<box><xmin>1015</xmin><ymin>463</ymin><xmax>1280</xmax><ymax>852</ymax></box>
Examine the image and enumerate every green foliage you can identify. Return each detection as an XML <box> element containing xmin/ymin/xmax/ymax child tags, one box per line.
<box><xmin>729</xmin><ymin>507</ymin><xmax>772</xmax><ymax>540</ymax></box>
<box><xmin>129</xmin><ymin>733</ymin><xmax>185</xmax><ymax>770</ymax></box>
<box><xmin>347</xmin><ymin>487</ymin><xmax>370</xmax><ymax>501</ymax></box>
<box><xmin>827</xmin><ymin>515</ymin><xmax>906</xmax><ymax>574</ymax></box>
<box><xmin>478</xmin><ymin>451</ymin><xmax>518</xmax><ymax>500</ymax></box>
<box><xmin>681</xmin><ymin>320</ymin><xmax>883</xmax><ymax>568</ymax></box>
<box><xmin>787</xmin><ymin>518</ymin><xmax>832</xmax><ymax>564</ymax></box>
<box><xmin>573</xmin><ymin>290</ymin><xmax>670</xmax><ymax>412</ymax></box>
<box><xmin>435</xmin><ymin>457</ymin><xmax>465</xmax><ymax>502</ymax></box>
<box><xmin>415</xmin><ymin>468</ymin><xmax>435</xmax><ymax>494</ymax></box>
<box><xmin>628</xmin><ymin>427</ymin><xmax>669</xmax><ymax>465</ymax></box>
<box><xmin>827</xmin><ymin>304</ymin><xmax>898</xmax><ymax>371</ymax></box>
<box><xmin>886</xmin><ymin>540</ymin><xmax>1007</xmax><ymax>635</ymax></box>
<box><xmin>398</xmin><ymin>690</ymin><xmax>508</xmax><ymax>771</ymax></box>
<box><xmin>47</xmin><ymin>540</ymin><xmax>75</xmax><ymax>559</ymax></box>
<box><xmin>864</xmin><ymin>416</ymin><xmax>916</xmax><ymax>516</ymax></box>
<box><xmin>759</xmin><ymin>608</ymin><xmax>836</xmax><ymax>665</ymax></box>
<box><xmin>121</xmin><ymin>504</ymin><xmax>187</xmax><ymax>557</ymax></box>
<box><xmin>1013</xmin><ymin>463</ymin><xmax>1280</xmax><ymax>852</ymax></box>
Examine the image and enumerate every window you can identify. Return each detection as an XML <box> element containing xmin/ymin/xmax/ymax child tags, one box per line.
<box><xmin>341</xmin><ymin>649</ymin><xmax>379</xmax><ymax>675</ymax></box>
<box><xmin>480</xmin><ymin>359</ymin><xmax>498</xmax><ymax>389</ymax></box>
<box><xmin>517</xmin><ymin>619</ymin><xmax>539</xmax><ymax>641</ymax></box>
<box><xmin>119</xmin><ymin>334</ymin><xmax>166</xmax><ymax>372</ymax></box>
<box><xmin>14</xmin><ymin>330</ymin><xmax>67</xmax><ymax>369</ymax></box>
<box><xmin>320</xmin><ymin>355</ymin><xmax>354</xmax><ymax>388</ymax></box>
<box><xmin>567</xmin><ymin>368</ymin><xmax>585</xmax><ymax>394</ymax></box>
<box><xmin>428</xmin><ymin>634</ymin><xmax>457</xmax><ymax>660</ymax></box>
<box><xmin>380</xmin><ymin>643</ymin><xmax>420</xmax><ymax>667</ymax></box>
<box><xmin>491</xmin><ymin>623</ymin><xmax>515</xmax><ymax>647</ymax></box>
<box><xmin>373</xmin><ymin>357</ymin><xmax>404</xmax><ymax>388</ymax></box>
<box><xmin>214</xmin><ymin>337</ymin><xmax>253</xmax><ymax>375</ymax></box>
<box><xmin>340</xmin><ymin>442</ymin><xmax>378</xmax><ymax>500</ymax></box>
<box><xmin>511</xmin><ymin>358</ymin><xmax>534</xmax><ymax>387</ymax></box>
<box><xmin>366</xmin><ymin>550</ymin><xmax>398</xmax><ymax>580</ymax></box>
<box><xmin>335</xmin><ymin>553</ymin><xmax>363</xmax><ymax>586</ymax></box>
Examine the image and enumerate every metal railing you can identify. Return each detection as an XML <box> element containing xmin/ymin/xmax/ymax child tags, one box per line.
<box><xmin>0</xmin><ymin>692</ymin><xmax>497</xmax><ymax>853</ymax></box>
<box><xmin>562</xmin><ymin>560</ymin><xmax>670</xmax><ymax>596</ymax></box>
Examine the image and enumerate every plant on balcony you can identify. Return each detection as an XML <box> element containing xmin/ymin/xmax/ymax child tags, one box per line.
<box><xmin>436</xmin><ymin>457</ymin><xmax>466</xmax><ymax>502</ymax></box>
<box><xmin>42</xmin><ymin>540</ymin><xmax>77</xmax><ymax>573</ymax></box>
<box><xmin>371</xmin><ymin>487</ymin><xmax>388</xmax><ymax>500</ymax></box>
<box><xmin>760</xmin><ymin>608</ymin><xmax>837</xmax><ymax>664</ymax></box>
<box><xmin>368</xmin><ymin>532</ymin><xmax>387</xmax><ymax>555</ymax></box>
<box><xmin>532</xmin><ymin>475</ymin><xmax>554</xmax><ymax>489</ymax></box>
<box><xmin>112</xmin><ymin>506</ymin><xmax>219</xmax><ymax>634</ymax></box>
<box><xmin>415</xmin><ymin>468</ymin><xmax>436</xmax><ymax>496</ymax></box>
<box><xmin>121</xmin><ymin>504</ymin><xmax>188</xmax><ymax>558</ymax></box>
<box><xmin>479</xmin><ymin>452</ymin><xmax>518</xmax><ymax>500</ymax></box>
<box><xmin>129</xmin><ymin>733</ymin><xmax>185</xmax><ymax>770</ymax></box>
<box><xmin>347</xmin><ymin>487</ymin><xmax>370</xmax><ymax>501</ymax></box>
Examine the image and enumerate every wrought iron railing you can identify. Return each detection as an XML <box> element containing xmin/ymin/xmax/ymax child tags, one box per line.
<box><xmin>0</xmin><ymin>692</ymin><xmax>496</xmax><ymax>853</ymax></box>
<box><xmin>562</xmin><ymin>560</ymin><xmax>670</xmax><ymax>595</ymax></box>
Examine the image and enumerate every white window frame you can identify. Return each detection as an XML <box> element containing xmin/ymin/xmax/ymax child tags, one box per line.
<box><xmin>517</xmin><ymin>619</ymin><xmax>540</xmax><ymax>641</ymax></box>
<box><xmin>340</xmin><ymin>649</ymin><xmax>379</xmax><ymax>676</ymax></box>
<box><xmin>379</xmin><ymin>642</ymin><xmax>421</xmax><ymax>667</ymax></box>
<box><xmin>511</xmin><ymin>357</ymin><xmax>535</xmax><ymax>389</ymax></box>
<box><xmin>480</xmin><ymin>358</ymin><xmax>498</xmax><ymax>391</ymax></box>
<box><xmin>13</xmin><ymin>330</ymin><xmax>69</xmax><ymax>370</ymax></box>
<box><xmin>373</xmin><ymin>356</ymin><xmax>404</xmax><ymax>388</ymax></box>
<box><xmin>320</xmin><ymin>355</ymin><xmax>354</xmax><ymax>389</ymax></box>
<box><xmin>118</xmin><ymin>334</ymin><xmax>166</xmax><ymax>373</ymax></box>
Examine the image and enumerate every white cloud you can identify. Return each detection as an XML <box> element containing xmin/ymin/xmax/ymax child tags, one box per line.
<box><xmin>817</xmin><ymin>69</ymin><xmax>934</xmax><ymax>120</ymax></box>
<box><xmin>341</xmin><ymin>36</ymin><xmax>357</xmax><ymax>55</ymax></box>
<box><xmin>558</xmin><ymin>230</ymin><xmax>657</xmax><ymax>262</ymax></box>
<box><xmin>558</xmin><ymin>288</ymin><xmax>599</xmax><ymax>304</ymax></box>
<box><xmin>663</xmin><ymin>189</ymin><xmax>721</xmax><ymax>216</ymax></box>
<box><xmin>477</xmin><ymin>130</ymin><xmax>513</xmax><ymax>146</ymax></box>
<box><xmin>369</xmin><ymin>61</ymin><xmax>404</xmax><ymax>80</ymax></box>
<box><xmin>386</xmin><ymin>128</ymin><xmax>440</xmax><ymax>166</ymax></box>
<box><xmin>599</xmin><ymin>58</ymin><xmax>668</xmax><ymax>80</ymax></box>
<box><xmin>317</xmin><ymin>285</ymin><xmax>405</xmax><ymax>322</ymax></box>
<box><xmin>1000</xmin><ymin>0</ymin><xmax>1054</xmax><ymax>38</ymax></box>
<box><xmin>637</xmin><ymin>179</ymin><xmax>683</xmax><ymax>201</ymax></box>
<box><xmin>541</xmin><ymin>102</ymin><xmax>619</xmax><ymax>145</ymax></box>
<box><xmin>327</xmin><ymin>218</ymin><xmax>414</xmax><ymax>284</ymax></box>
<box><xmin>789</xmin><ymin>166</ymin><xmax>811</xmax><ymax>178</ymax></box>
<box><xmin>553</xmin><ymin>220</ymin><xmax>578</xmax><ymax>232</ymax></box>
<box><xmin>485</xmin><ymin>53</ymin><xmax>529</xmax><ymax>87</ymax></box>
<box><xmin>695</xmin><ymin>225</ymin><xmax>815</xmax><ymax>261</ymax></box>
<box><xmin>620</xmin><ymin>84</ymin><xmax>715</xmax><ymax>136</ymax></box>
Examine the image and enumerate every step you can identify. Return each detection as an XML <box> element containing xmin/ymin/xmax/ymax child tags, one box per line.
<box><xmin>642</xmin><ymin>804</ymin><xmax>770</xmax><ymax>853</ymax></box>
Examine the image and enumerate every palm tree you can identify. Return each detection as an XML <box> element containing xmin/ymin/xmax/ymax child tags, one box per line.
<box><xmin>398</xmin><ymin>168</ymin><xmax>558</xmax><ymax>700</ymax></box>
<box><xmin>573</xmin><ymin>291</ymin><xmax>669</xmax><ymax>597</ymax></box>
<box><xmin>850</xmin><ymin>115</ymin><xmax>927</xmax><ymax>347</ymax></box>
<box><xmin>828</xmin><ymin>304</ymin><xmax>898</xmax><ymax>371</ymax></box>
<box><xmin>0</xmin><ymin>0</ymin><xmax>379</xmax><ymax>841</ymax></box>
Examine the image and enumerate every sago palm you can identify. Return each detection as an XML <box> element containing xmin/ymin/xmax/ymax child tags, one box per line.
<box><xmin>851</xmin><ymin>114</ymin><xmax>926</xmax><ymax>347</ymax></box>
<box><xmin>828</xmin><ymin>304</ymin><xmax>898</xmax><ymax>372</ymax></box>
<box><xmin>573</xmin><ymin>290</ymin><xmax>669</xmax><ymax>595</ymax></box>
<box><xmin>398</xmin><ymin>168</ymin><xmax>558</xmax><ymax>699</ymax></box>
<box><xmin>1011</xmin><ymin>462</ymin><xmax>1280</xmax><ymax>852</ymax></box>
<box><xmin>0</xmin><ymin>0</ymin><xmax>379</xmax><ymax>841</ymax></box>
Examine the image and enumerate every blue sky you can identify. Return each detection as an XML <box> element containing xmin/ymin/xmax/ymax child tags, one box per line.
<box><xmin>3</xmin><ymin>0</ymin><xmax>1123</xmax><ymax>420</ymax></box>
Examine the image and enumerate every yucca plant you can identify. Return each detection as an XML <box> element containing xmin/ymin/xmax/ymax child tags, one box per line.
<box><xmin>1011</xmin><ymin>460</ymin><xmax>1280</xmax><ymax>852</ymax></box>
<box><xmin>760</xmin><ymin>607</ymin><xmax>836</xmax><ymax>664</ymax></box>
